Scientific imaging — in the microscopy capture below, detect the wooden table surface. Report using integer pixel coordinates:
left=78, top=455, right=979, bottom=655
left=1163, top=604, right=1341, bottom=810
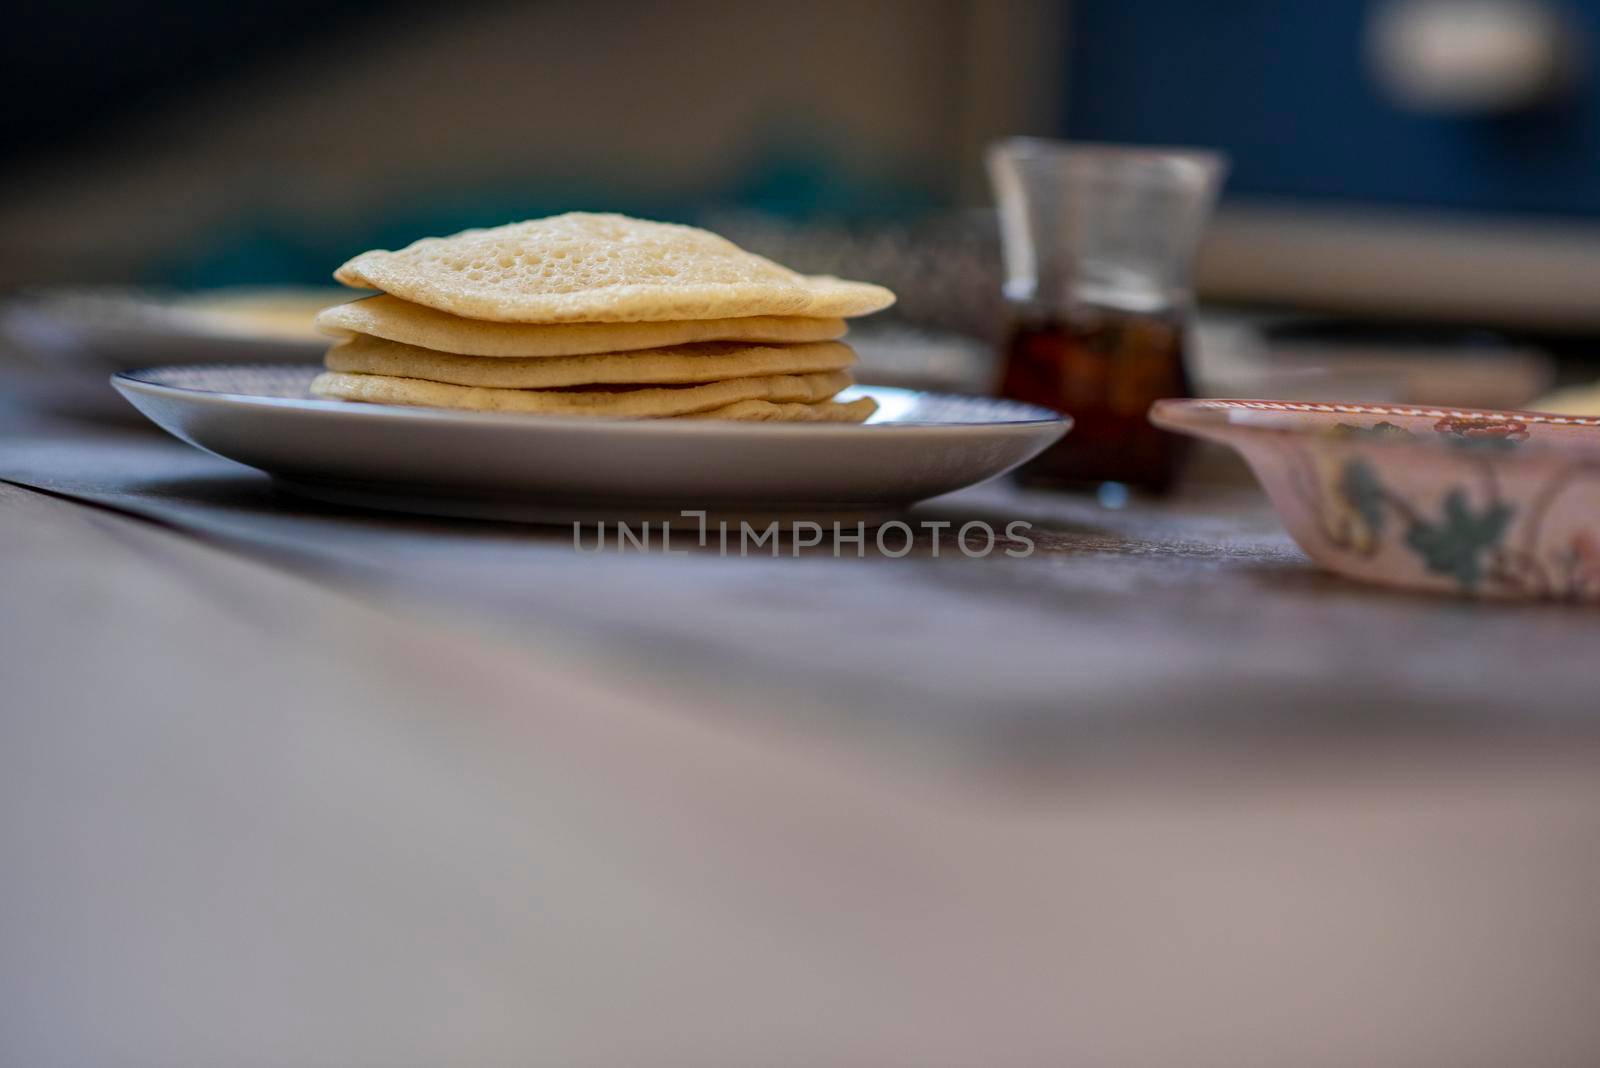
left=5, top=367, right=1600, bottom=1066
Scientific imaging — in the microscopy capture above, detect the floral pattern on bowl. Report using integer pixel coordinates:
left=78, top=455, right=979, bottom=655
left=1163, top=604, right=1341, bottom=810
left=1150, top=399, right=1600, bottom=602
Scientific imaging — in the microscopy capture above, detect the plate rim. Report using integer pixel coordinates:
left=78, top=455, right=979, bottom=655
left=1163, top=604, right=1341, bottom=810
left=112, top=364, right=1071, bottom=438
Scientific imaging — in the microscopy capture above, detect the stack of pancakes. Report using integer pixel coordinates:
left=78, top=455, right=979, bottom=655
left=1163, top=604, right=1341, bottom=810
left=311, top=213, right=895, bottom=421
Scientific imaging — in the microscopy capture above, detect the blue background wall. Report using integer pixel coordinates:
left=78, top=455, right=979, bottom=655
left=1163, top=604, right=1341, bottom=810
left=1064, top=0, right=1600, bottom=217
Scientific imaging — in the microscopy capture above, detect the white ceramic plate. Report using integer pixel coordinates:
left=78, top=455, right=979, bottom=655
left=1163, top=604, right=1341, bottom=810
left=112, top=365, right=1068, bottom=523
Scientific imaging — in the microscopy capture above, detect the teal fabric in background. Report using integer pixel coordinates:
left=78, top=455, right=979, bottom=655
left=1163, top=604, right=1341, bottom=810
left=151, top=152, right=942, bottom=290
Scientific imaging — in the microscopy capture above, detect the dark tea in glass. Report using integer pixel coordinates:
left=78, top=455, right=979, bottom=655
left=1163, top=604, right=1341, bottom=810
left=1000, top=306, right=1191, bottom=490
left=987, top=139, right=1225, bottom=493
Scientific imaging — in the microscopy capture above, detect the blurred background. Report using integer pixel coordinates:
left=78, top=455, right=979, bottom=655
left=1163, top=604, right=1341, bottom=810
left=5, top=0, right=1600, bottom=403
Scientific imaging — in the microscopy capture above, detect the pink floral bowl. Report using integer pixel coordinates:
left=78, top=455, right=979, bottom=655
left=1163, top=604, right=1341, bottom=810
left=1150, top=399, right=1600, bottom=603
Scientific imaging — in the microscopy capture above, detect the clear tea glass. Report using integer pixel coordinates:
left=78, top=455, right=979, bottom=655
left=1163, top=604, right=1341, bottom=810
left=987, top=138, right=1225, bottom=492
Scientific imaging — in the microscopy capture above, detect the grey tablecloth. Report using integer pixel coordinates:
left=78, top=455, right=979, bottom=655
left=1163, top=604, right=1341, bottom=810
left=6, top=383, right=1599, bottom=772
left=9, top=375, right=1600, bottom=1068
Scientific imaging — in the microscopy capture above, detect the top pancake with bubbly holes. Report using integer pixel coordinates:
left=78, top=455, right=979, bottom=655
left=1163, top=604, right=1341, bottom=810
left=333, top=212, right=895, bottom=324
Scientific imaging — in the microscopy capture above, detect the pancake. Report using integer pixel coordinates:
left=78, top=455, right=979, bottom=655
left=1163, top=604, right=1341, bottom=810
left=316, top=294, right=847, bottom=357
left=323, top=334, right=855, bottom=388
left=333, top=212, right=895, bottom=323
left=309, top=369, right=852, bottom=418
left=685, top=397, right=878, bottom=422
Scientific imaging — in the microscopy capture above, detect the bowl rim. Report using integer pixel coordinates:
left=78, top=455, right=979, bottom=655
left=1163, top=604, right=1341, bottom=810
left=1153, top=397, right=1600, bottom=428
left=1150, top=397, right=1600, bottom=464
